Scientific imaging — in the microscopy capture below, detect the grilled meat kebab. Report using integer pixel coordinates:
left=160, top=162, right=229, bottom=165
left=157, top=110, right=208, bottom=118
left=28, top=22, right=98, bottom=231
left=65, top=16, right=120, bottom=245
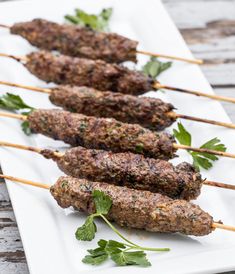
left=51, top=176, right=213, bottom=236
left=41, top=146, right=202, bottom=200
left=27, top=109, right=176, bottom=159
left=24, top=51, right=153, bottom=95
left=49, top=85, right=175, bottom=130
left=10, top=18, right=138, bottom=64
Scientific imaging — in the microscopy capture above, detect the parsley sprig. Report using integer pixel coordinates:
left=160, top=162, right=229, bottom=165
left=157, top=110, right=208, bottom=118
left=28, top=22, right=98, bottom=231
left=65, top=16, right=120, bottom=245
left=173, top=122, right=226, bottom=170
left=0, top=93, right=34, bottom=135
left=82, top=239, right=152, bottom=266
left=142, top=57, right=172, bottom=79
left=76, top=190, right=169, bottom=267
left=65, top=8, right=113, bottom=32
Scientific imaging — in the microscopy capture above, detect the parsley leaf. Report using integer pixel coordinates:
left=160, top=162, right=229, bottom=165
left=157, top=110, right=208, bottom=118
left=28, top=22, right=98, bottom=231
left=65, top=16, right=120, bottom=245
left=0, top=93, right=33, bottom=112
left=191, top=153, right=212, bottom=170
left=83, top=239, right=151, bottom=267
left=201, top=137, right=226, bottom=153
left=173, top=122, right=226, bottom=171
left=82, top=253, right=108, bottom=265
left=75, top=215, right=97, bottom=241
left=173, top=122, right=191, bottom=146
left=142, top=57, right=172, bottom=79
left=65, top=8, right=113, bottom=32
left=75, top=190, right=112, bottom=241
left=106, top=240, right=126, bottom=249
left=92, top=190, right=112, bottom=215
left=110, top=250, right=151, bottom=267
left=21, top=121, right=32, bottom=136
left=0, top=93, right=34, bottom=136
left=191, top=137, right=226, bottom=170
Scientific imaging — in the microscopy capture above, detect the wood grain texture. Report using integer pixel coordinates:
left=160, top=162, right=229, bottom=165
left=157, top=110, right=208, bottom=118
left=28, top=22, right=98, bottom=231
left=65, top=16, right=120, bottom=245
left=0, top=0, right=235, bottom=273
left=0, top=179, right=28, bottom=274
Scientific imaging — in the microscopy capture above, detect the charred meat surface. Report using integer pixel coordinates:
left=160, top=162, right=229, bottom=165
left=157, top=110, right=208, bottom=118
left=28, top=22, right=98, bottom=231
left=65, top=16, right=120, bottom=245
left=25, top=51, right=153, bottom=95
left=28, top=109, right=176, bottom=159
left=42, top=146, right=202, bottom=200
left=50, top=85, right=175, bottom=130
left=11, top=18, right=138, bottom=63
left=50, top=176, right=213, bottom=236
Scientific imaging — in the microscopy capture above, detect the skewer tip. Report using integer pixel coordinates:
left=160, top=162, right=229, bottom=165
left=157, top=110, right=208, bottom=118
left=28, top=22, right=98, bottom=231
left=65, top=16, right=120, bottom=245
left=0, top=24, right=10, bottom=29
left=137, top=49, right=203, bottom=65
left=173, top=143, right=235, bottom=159
left=0, top=174, right=50, bottom=189
left=212, top=222, right=235, bottom=232
left=0, top=52, right=27, bottom=63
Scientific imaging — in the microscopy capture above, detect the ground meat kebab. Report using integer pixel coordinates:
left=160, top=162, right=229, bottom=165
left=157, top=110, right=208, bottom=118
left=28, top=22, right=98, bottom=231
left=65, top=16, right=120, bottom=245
left=50, top=176, right=213, bottom=236
left=49, top=85, right=175, bottom=130
left=24, top=51, right=154, bottom=95
left=11, top=18, right=138, bottom=63
left=41, top=146, right=202, bottom=200
left=27, top=109, right=176, bottom=159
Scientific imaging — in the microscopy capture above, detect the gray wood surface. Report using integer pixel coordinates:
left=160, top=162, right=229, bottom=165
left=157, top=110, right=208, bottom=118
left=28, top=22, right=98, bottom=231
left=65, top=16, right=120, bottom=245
left=0, top=0, right=235, bottom=273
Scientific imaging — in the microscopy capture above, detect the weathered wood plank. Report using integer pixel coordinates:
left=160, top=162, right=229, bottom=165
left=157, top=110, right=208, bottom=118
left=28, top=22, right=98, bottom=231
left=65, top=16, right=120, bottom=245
left=164, top=1, right=235, bottom=28
left=164, top=0, right=235, bottom=87
left=0, top=179, right=28, bottom=273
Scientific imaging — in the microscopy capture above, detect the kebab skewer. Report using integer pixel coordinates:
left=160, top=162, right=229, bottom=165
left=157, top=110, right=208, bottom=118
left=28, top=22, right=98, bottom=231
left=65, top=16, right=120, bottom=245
left=2, top=141, right=235, bottom=200
left=1, top=80, right=235, bottom=130
left=1, top=51, right=235, bottom=104
left=0, top=19, right=202, bottom=65
left=1, top=173, right=235, bottom=236
left=0, top=109, right=234, bottom=160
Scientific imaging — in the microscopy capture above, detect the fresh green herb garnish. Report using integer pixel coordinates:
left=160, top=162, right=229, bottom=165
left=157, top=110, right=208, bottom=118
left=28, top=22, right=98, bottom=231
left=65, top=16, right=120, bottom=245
left=76, top=190, right=169, bottom=267
left=173, top=122, right=226, bottom=170
left=65, top=8, right=113, bottom=32
left=21, top=121, right=32, bottom=136
left=76, top=215, right=97, bottom=241
left=83, top=239, right=152, bottom=267
left=173, top=122, right=191, bottom=146
left=75, top=190, right=112, bottom=241
left=142, top=57, right=172, bottom=79
left=0, top=93, right=34, bottom=135
left=0, top=93, right=33, bottom=112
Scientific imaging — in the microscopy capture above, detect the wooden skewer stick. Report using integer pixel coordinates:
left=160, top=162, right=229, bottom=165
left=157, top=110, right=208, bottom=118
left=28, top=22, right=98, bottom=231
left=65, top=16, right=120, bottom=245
left=0, top=141, right=63, bottom=158
left=0, top=52, right=27, bottom=63
left=1, top=80, right=235, bottom=130
left=212, top=222, right=235, bottom=232
left=203, top=180, right=235, bottom=190
left=0, top=24, right=10, bottom=29
left=1, top=111, right=235, bottom=160
left=1, top=173, right=235, bottom=232
left=0, top=80, right=51, bottom=93
left=173, top=143, right=235, bottom=159
left=0, top=111, right=26, bottom=121
left=154, top=82, right=235, bottom=104
left=0, top=174, right=50, bottom=189
left=169, top=112, right=235, bottom=130
left=137, top=50, right=203, bottom=65
left=1, top=140, right=235, bottom=191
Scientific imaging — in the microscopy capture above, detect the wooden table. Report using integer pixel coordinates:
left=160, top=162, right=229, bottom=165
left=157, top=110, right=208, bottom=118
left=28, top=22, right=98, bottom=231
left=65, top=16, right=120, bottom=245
left=0, top=0, right=235, bottom=273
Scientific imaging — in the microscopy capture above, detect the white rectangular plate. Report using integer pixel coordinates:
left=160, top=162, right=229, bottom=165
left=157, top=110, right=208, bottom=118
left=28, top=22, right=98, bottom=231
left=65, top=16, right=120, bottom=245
left=0, top=0, right=235, bottom=273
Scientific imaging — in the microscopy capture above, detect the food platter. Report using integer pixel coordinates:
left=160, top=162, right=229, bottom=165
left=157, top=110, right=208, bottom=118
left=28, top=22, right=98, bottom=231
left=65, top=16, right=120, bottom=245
left=0, top=0, right=235, bottom=273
